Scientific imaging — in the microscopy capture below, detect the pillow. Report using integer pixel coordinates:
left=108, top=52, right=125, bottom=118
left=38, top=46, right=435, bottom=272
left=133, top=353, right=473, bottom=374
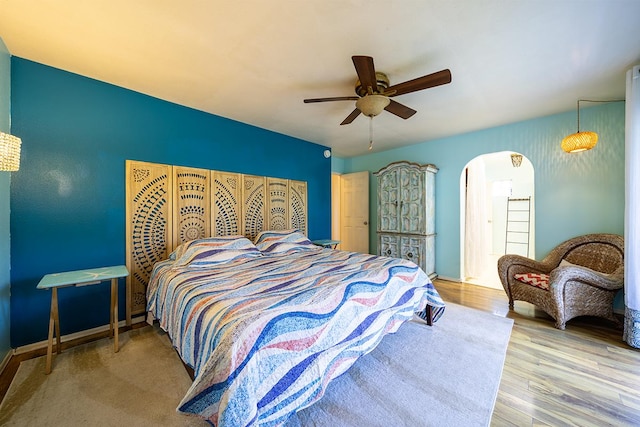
left=170, top=235, right=262, bottom=267
left=169, top=235, right=247, bottom=260
left=514, top=272, right=550, bottom=291
left=253, top=229, right=319, bottom=255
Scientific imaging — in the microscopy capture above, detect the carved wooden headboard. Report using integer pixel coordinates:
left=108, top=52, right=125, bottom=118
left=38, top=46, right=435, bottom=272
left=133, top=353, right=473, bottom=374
left=125, top=160, right=308, bottom=320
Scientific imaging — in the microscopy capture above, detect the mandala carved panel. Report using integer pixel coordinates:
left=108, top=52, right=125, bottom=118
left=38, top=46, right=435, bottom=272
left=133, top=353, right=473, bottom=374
left=212, top=171, right=241, bottom=236
left=288, top=180, right=307, bottom=235
left=242, top=175, right=265, bottom=241
left=173, top=166, right=210, bottom=249
left=267, top=178, right=289, bottom=231
left=126, top=160, right=173, bottom=317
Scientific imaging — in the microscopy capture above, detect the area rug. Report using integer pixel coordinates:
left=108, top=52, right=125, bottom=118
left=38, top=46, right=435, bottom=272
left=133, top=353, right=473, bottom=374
left=287, top=303, right=513, bottom=427
left=0, top=303, right=512, bottom=427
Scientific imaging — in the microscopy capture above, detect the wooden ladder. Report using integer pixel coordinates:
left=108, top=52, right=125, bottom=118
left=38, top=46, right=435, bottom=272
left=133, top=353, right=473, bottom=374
left=505, top=197, right=531, bottom=257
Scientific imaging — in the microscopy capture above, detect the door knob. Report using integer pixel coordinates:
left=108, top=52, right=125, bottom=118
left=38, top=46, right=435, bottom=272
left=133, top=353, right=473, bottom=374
left=363, top=221, right=368, bottom=225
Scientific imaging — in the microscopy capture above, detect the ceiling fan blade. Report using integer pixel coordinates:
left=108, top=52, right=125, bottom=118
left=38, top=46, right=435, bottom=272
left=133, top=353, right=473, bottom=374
left=340, top=108, right=361, bottom=125
left=304, top=96, right=359, bottom=103
left=386, top=69, right=452, bottom=97
left=384, top=99, right=417, bottom=119
left=352, top=56, right=378, bottom=93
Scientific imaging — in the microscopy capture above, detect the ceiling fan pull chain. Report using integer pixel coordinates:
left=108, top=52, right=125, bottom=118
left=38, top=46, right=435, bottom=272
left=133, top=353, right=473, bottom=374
left=369, top=116, right=374, bottom=150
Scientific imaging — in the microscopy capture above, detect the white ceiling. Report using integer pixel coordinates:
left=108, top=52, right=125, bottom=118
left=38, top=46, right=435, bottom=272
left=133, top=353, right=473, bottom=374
left=1, top=1, right=639, bottom=157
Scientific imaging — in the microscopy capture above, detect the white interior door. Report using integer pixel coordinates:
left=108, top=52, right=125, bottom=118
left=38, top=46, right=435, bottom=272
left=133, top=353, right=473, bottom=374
left=340, top=171, right=369, bottom=253
left=331, top=173, right=341, bottom=247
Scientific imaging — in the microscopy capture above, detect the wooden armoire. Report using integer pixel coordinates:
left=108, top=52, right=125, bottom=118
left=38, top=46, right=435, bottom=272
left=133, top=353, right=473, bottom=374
left=374, top=161, right=438, bottom=278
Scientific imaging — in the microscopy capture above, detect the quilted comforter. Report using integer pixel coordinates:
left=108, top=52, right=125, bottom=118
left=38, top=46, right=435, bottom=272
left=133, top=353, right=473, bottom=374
left=147, top=244, right=445, bottom=426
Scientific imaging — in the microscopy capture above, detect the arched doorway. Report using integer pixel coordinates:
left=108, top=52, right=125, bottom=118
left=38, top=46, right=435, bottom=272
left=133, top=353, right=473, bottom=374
left=459, top=151, right=535, bottom=289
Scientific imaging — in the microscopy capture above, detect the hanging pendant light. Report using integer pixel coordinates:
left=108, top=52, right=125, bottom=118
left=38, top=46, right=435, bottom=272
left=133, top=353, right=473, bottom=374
left=561, top=131, right=598, bottom=153
left=510, top=153, right=523, bottom=167
left=561, top=99, right=625, bottom=153
left=561, top=100, right=598, bottom=153
left=0, top=131, right=22, bottom=171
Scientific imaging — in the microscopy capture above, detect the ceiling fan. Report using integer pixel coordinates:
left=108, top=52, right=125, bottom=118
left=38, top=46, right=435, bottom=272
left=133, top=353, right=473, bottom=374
left=303, top=55, right=452, bottom=126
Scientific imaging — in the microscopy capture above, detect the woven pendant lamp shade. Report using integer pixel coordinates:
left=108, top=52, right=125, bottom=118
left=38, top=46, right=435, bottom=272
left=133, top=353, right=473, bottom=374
left=0, top=132, right=22, bottom=171
left=561, top=131, right=598, bottom=153
left=510, top=153, right=523, bottom=167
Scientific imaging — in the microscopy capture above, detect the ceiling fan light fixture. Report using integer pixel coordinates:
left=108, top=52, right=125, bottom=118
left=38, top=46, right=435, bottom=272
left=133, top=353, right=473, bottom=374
left=303, top=55, right=452, bottom=127
left=355, top=72, right=390, bottom=97
left=356, top=94, right=390, bottom=117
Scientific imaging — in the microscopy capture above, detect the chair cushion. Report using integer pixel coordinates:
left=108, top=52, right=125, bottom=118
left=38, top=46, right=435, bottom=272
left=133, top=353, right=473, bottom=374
left=514, top=273, right=550, bottom=290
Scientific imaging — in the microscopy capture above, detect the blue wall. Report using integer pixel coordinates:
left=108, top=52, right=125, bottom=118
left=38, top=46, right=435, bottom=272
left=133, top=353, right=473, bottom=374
left=0, top=38, right=11, bottom=362
left=339, top=102, right=625, bottom=280
left=10, top=58, right=331, bottom=348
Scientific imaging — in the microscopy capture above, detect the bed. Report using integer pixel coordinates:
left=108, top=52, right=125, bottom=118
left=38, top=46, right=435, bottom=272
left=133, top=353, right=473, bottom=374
left=146, top=230, right=445, bottom=426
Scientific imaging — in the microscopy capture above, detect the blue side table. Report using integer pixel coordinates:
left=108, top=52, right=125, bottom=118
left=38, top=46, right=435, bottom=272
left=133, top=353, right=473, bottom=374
left=37, top=265, right=129, bottom=374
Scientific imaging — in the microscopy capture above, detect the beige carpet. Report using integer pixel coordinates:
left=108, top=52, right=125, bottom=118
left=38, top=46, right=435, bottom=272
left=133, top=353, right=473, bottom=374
left=0, top=326, right=208, bottom=426
left=1, top=303, right=513, bottom=426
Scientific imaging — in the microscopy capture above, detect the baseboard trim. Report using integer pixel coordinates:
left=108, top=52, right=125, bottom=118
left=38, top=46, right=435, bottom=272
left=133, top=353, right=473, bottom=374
left=434, top=275, right=461, bottom=283
left=0, top=348, right=13, bottom=375
left=14, top=316, right=146, bottom=355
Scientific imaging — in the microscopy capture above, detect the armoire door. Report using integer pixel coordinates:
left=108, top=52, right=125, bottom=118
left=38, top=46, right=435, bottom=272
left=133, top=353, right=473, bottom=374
left=399, top=235, right=426, bottom=272
left=378, top=168, right=400, bottom=233
left=378, top=233, right=399, bottom=258
left=399, top=166, right=426, bottom=234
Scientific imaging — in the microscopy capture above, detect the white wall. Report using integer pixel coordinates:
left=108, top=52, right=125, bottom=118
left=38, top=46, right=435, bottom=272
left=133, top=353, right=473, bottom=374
left=483, top=152, right=535, bottom=257
left=461, top=151, right=534, bottom=289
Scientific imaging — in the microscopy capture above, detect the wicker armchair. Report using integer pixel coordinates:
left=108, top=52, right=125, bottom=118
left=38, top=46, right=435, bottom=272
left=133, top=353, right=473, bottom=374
left=497, top=233, right=624, bottom=330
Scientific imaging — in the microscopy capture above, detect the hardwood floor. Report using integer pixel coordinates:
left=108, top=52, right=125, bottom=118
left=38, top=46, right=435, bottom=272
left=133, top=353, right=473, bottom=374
left=2, top=280, right=639, bottom=426
left=434, top=279, right=640, bottom=427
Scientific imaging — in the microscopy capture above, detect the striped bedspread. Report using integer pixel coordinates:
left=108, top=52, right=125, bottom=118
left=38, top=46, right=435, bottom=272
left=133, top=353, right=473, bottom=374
left=147, top=248, right=445, bottom=426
